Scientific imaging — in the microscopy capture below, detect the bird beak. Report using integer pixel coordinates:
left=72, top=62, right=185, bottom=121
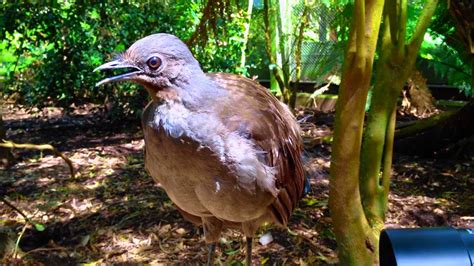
left=94, top=59, right=143, bottom=87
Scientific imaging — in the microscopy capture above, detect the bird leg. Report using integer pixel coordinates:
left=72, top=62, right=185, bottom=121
left=242, top=221, right=260, bottom=265
left=202, top=217, right=223, bottom=266
left=207, top=243, right=216, bottom=266
left=246, top=237, right=253, bottom=265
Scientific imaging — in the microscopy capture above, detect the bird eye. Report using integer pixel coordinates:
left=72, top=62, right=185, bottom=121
left=147, top=56, right=161, bottom=69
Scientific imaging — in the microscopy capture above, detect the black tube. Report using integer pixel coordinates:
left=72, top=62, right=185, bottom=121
left=380, top=227, right=474, bottom=266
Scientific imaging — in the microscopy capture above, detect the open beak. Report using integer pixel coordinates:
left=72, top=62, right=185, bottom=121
left=94, top=59, right=143, bottom=87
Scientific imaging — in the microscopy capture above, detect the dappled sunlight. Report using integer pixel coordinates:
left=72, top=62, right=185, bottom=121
left=5, top=91, right=474, bottom=266
left=0, top=104, right=339, bottom=264
left=0, top=100, right=471, bottom=264
left=1, top=0, right=472, bottom=264
left=391, top=156, right=473, bottom=216
left=2, top=102, right=472, bottom=264
left=386, top=193, right=459, bottom=227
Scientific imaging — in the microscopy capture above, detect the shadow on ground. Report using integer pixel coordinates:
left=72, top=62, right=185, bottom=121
left=1, top=105, right=336, bottom=265
left=1, top=104, right=472, bottom=264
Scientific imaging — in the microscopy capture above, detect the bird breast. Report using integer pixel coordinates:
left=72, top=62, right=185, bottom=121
left=142, top=100, right=277, bottom=222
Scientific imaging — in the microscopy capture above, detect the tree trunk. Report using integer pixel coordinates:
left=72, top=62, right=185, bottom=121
left=471, top=55, right=473, bottom=98
left=329, top=0, right=438, bottom=264
left=328, top=0, right=384, bottom=264
left=239, top=0, right=253, bottom=72
left=263, top=0, right=297, bottom=108
left=294, top=2, right=310, bottom=108
left=264, top=0, right=284, bottom=95
left=276, top=0, right=293, bottom=107
left=358, top=0, right=438, bottom=254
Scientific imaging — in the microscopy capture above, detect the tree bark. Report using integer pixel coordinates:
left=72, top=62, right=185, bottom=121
left=294, top=2, right=310, bottom=107
left=263, top=0, right=285, bottom=95
left=328, top=0, right=384, bottom=264
left=263, top=0, right=298, bottom=109
left=239, top=0, right=253, bottom=71
left=359, top=0, right=438, bottom=229
left=329, top=0, right=438, bottom=264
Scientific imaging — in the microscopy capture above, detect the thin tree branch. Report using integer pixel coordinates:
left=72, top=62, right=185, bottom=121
left=263, top=0, right=276, bottom=65
left=355, top=0, right=367, bottom=62
left=239, top=0, right=253, bottom=70
left=263, top=0, right=286, bottom=93
left=378, top=106, right=396, bottom=218
left=397, top=0, right=407, bottom=50
left=386, top=0, right=398, bottom=45
left=294, top=2, right=310, bottom=94
left=0, top=197, right=33, bottom=226
left=407, top=0, right=439, bottom=57
left=0, top=140, right=74, bottom=178
left=380, top=14, right=393, bottom=61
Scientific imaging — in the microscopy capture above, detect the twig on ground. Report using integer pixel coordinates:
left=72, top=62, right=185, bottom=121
left=0, top=198, right=34, bottom=227
left=25, top=247, right=68, bottom=255
left=13, top=222, right=27, bottom=259
left=0, top=140, right=74, bottom=178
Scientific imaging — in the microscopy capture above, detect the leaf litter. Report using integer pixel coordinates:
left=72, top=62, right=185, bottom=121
left=0, top=104, right=472, bottom=265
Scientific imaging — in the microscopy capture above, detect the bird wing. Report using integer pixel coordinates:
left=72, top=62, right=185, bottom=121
left=206, top=73, right=305, bottom=226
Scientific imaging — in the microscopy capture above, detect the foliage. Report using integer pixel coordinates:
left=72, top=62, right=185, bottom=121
left=0, top=1, right=250, bottom=114
left=246, top=6, right=271, bottom=77
left=0, top=0, right=471, bottom=115
left=295, top=0, right=347, bottom=86
left=331, top=0, right=472, bottom=96
left=418, top=1, right=472, bottom=96
left=1, top=2, right=167, bottom=111
left=185, top=2, right=250, bottom=74
left=419, top=31, right=471, bottom=94
left=263, top=0, right=294, bottom=105
left=261, top=0, right=350, bottom=108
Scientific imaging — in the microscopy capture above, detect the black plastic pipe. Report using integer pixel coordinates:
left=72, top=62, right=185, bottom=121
left=380, top=227, right=474, bottom=266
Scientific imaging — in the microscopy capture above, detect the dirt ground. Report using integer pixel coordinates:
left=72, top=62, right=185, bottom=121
left=0, top=104, right=472, bottom=265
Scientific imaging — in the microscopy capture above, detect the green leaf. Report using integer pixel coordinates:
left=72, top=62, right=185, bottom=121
left=34, top=223, right=45, bottom=231
left=114, top=43, right=126, bottom=52
left=224, top=249, right=240, bottom=255
left=302, top=197, right=328, bottom=207
left=90, top=9, right=100, bottom=20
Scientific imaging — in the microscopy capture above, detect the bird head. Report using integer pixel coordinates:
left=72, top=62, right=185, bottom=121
left=94, top=33, right=203, bottom=98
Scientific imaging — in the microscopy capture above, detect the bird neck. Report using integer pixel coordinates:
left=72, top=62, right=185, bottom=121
left=150, top=69, right=227, bottom=110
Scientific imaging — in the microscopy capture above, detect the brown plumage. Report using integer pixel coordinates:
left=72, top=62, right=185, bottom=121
left=95, top=33, right=304, bottom=265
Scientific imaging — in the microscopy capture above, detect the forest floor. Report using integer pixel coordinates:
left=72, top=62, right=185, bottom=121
left=0, top=103, right=472, bottom=265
